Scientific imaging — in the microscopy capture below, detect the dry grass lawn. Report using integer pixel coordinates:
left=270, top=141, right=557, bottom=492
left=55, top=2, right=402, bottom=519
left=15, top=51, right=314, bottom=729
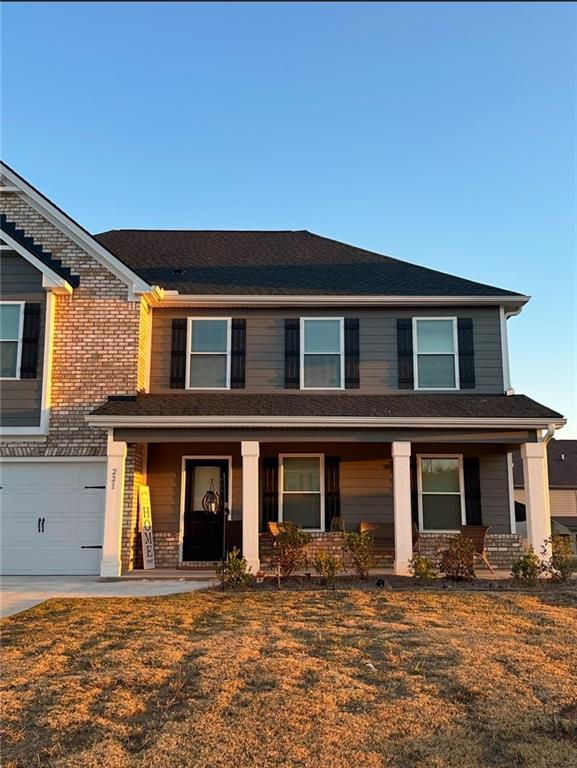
left=2, top=587, right=577, bottom=768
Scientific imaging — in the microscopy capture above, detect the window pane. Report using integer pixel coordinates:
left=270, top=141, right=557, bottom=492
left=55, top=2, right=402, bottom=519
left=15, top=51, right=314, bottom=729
left=193, top=466, right=221, bottom=510
left=304, top=320, right=340, bottom=353
left=422, top=494, right=462, bottom=530
left=417, top=354, right=455, bottom=388
left=189, top=354, right=227, bottom=387
left=303, top=355, right=341, bottom=388
left=0, top=305, right=21, bottom=340
left=416, top=320, right=454, bottom=353
left=191, top=320, right=228, bottom=353
left=421, top=458, right=460, bottom=492
left=282, top=493, right=321, bottom=528
left=0, top=341, right=18, bottom=377
left=283, top=457, right=320, bottom=492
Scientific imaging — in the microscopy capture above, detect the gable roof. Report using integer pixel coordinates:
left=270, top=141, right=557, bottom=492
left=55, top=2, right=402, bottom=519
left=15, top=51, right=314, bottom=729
left=94, top=229, right=526, bottom=300
left=513, top=439, right=577, bottom=489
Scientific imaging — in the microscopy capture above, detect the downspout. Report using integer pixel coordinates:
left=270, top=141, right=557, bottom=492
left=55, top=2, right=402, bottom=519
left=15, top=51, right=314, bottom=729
left=540, top=423, right=556, bottom=445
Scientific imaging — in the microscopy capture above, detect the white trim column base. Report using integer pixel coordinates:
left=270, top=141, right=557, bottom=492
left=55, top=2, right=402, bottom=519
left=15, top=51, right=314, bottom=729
left=242, top=440, right=260, bottom=573
left=392, top=441, right=413, bottom=576
left=521, top=442, right=552, bottom=558
left=100, top=433, right=127, bottom=578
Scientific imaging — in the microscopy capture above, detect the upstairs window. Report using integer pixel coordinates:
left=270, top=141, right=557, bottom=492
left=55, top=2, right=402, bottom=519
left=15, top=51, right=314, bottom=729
left=187, top=318, right=231, bottom=389
left=413, top=318, right=459, bottom=389
left=0, top=302, right=23, bottom=379
left=301, top=318, right=344, bottom=389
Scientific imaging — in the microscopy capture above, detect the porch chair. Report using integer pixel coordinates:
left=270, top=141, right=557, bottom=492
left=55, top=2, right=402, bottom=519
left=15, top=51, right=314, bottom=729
left=460, top=525, right=494, bottom=573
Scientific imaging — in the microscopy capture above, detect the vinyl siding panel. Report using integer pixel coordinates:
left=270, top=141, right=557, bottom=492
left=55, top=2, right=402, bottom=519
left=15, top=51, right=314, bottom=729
left=149, top=306, right=504, bottom=394
left=479, top=452, right=512, bottom=533
left=515, top=488, right=577, bottom=518
left=0, top=253, right=45, bottom=427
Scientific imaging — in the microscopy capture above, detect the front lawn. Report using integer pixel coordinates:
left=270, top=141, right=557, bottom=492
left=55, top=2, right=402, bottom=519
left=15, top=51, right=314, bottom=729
left=2, top=588, right=576, bottom=768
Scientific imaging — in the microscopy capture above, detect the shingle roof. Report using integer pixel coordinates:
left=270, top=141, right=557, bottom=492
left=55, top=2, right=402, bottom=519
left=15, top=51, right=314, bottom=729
left=91, top=393, right=562, bottom=421
left=93, top=229, right=521, bottom=297
left=513, top=439, right=577, bottom=488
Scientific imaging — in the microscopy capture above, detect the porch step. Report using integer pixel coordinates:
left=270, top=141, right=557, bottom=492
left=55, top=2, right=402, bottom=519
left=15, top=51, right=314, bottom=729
left=108, top=569, right=219, bottom=581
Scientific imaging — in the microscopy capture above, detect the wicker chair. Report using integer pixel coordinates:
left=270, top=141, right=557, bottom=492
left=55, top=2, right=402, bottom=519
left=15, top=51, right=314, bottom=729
left=460, top=525, right=494, bottom=572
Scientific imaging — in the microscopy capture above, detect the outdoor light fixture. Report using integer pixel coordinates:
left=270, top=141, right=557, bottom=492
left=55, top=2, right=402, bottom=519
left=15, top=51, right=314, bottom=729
left=202, top=478, right=221, bottom=515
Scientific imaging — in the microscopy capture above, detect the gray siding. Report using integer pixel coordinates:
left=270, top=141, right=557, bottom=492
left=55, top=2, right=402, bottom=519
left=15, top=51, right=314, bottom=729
left=0, top=253, right=45, bottom=427
left=480, top=452, right=512, bottom=533
left=150, top=306, right=504, bottom=394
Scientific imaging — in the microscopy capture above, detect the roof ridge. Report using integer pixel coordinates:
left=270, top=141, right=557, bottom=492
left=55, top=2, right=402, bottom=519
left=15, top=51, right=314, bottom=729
left=95, top=228, right=305, bottom=234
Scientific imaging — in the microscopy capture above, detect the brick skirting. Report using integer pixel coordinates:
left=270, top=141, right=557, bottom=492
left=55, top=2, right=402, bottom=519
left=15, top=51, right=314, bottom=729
left=415, top=533, right=522, bottom=570
left=259, top=531, right=394, bottom=570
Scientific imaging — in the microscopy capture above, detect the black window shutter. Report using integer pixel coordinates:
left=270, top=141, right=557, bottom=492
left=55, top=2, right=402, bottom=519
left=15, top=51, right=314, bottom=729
left=284, top=319, right=300, bottom=388
left=457, top=318, right=475, bottom=389
left=230, top=319, right=246, bottom=389
left=20, top=303, right=41, bottom=379
left=344, top=318, right=360, bottom=389
left=170, top=318, right=187, bottom=388
left=325, top=456, right=341, bottom=531
left=410, top=456, right=419, bottom=528
left=397, top=318, right=414, bottom=389
left=262, top=456, right=279, bottom=530
left=464, top=457, right=482, bottom=525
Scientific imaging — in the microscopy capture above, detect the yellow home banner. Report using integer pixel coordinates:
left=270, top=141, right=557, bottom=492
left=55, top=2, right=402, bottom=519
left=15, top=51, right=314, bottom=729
left=138, top=486, right=156, bottom=570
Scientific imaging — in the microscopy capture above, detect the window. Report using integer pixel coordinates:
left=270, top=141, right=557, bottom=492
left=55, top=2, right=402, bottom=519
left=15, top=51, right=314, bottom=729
left=187, top=318, right=231, bottom=389
left=413, top=318, right=459, bottom=389
left=0, top=302, right=23, bottom=379
left=301, top=318, right=344, bottom=389
left=418, top=456, right=465, bottom=531
left=280, top=455, right=324, bottom=530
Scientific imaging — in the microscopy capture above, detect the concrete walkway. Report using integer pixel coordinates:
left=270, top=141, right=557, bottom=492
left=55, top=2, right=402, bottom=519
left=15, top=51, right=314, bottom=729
left=0, top=576, right=217, bottom=619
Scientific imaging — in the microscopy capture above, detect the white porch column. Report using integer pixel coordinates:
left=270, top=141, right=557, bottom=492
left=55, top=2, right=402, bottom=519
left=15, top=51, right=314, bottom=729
left=242, top=440, right=260, bottom=573
left=392, top=441, right=413, bottom=576
left=520, top=442, right=552, bottom=557
left=100, top=433, right=127, bottom=578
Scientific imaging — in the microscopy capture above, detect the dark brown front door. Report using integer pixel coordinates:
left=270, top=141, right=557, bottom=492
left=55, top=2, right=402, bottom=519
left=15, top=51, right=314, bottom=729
left=182, top=459, right=230, bottom=562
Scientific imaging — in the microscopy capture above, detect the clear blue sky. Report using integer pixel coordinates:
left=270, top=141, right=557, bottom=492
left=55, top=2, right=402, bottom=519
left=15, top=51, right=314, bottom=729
left=2, top=2, right=575, bottom=435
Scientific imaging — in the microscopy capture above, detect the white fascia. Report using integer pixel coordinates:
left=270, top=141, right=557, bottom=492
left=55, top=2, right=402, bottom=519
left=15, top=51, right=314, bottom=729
left=1, top=163, right=152, bottom=298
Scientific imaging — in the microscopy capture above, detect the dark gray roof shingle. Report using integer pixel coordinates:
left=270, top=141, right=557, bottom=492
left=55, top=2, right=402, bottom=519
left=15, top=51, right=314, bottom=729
left=513, top=439, right=577, bottom=488
left=93, top=229, right=522, bottom=297
left=91, top=393, right=562, bottom=421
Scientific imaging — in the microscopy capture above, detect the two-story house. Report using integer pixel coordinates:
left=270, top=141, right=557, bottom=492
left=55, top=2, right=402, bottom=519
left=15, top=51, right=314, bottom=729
left=0, top=161, right=565, bottom=578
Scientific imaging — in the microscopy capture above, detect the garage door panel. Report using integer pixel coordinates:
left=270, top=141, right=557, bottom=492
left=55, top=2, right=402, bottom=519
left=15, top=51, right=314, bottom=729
left=0, top=460, right=106, bottom=575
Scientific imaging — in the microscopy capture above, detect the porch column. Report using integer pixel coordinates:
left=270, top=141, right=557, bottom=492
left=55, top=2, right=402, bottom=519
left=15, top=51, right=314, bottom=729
left=392, top=441, right=413, bottom=576
left=242, top=440, right=260, bottom=573
left=100, top=433, right=127, bottom=578
left=520, top=442, right=552, bottom=557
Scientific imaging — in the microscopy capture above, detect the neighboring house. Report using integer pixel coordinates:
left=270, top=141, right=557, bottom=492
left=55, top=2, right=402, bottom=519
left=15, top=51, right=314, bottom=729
left=513, top=440, right=577, bottom=554
left=0, top=161, right=566, bottom=578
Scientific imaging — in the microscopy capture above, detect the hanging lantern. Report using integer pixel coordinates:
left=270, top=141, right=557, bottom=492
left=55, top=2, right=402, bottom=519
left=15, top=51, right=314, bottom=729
left=202, top=478, right=221, bottom=515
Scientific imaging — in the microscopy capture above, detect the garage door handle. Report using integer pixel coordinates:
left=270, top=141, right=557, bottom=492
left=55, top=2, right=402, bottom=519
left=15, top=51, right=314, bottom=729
left=38, top=517, right=41, bottom=532
left=41, top=517, right=45, bottom=533
left=84, top=485, right=105, bottom=489
left=81, top=545, right=103, bottom=549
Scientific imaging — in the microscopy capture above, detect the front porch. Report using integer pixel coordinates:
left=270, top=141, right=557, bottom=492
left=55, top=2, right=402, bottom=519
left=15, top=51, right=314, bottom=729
left=99, top=429, right=552, bottom=578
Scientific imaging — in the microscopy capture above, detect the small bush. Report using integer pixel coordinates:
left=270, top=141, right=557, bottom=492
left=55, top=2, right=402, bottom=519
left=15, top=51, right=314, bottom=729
left=409, top=554, right=437, bottom=581
left=271, top=523, right=312, bottom=578
left=216, top=547, right=253, bottom=588
left=342, top=531, right=375, bottom=580
left=541, top=535, right=575, bottom=583
left=313, top=550, right=343, bottom=587
left=511, top=546, right=541, bottom=584
left=439, top=535, right=475, bottom=581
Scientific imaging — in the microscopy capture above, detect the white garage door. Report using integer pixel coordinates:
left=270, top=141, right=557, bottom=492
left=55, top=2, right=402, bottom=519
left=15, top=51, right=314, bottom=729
left=0, top=460, right=106, bottom=575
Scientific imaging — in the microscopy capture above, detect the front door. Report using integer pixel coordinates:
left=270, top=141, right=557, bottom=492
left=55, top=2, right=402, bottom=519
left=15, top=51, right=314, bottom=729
left=182, top=460, right=230, bottom=562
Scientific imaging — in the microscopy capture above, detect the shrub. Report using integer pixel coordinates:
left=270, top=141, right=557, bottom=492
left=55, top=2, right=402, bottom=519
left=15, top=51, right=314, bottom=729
left=216, top=547, right=253, bottom=589
left=313, top=550, right=343, bottom=587
left=541, top=535, right=575, bottom=583
left=271, top=523, right=312, bottom=578
left=511, top=546, right=541, bottom=584
left=409, top=554, right=437, bottom=581
left=439, top=535, right=475, bottom=581
left=342, top=531, right=375, bottom=580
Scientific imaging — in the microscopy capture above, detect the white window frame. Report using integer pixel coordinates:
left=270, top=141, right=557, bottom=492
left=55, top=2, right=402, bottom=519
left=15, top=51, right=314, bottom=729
left=412, top=317, right=460, bottom=391
left=278, top=453, right=325, bottom=532
left=185, top=317, right=232, bottom=390
left=417, top=453, right=466, bottom=533
left=0, top=301, right=25, bottom=380
left=300, top=317, right=345, bottom=390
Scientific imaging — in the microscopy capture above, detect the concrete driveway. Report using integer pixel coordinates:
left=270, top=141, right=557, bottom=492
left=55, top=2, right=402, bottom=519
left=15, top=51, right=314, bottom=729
left=0, top=576, right=216, bottom=618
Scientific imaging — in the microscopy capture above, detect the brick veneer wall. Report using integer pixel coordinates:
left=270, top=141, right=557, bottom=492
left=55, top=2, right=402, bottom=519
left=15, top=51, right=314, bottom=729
left=415, top=533, right=522, bottom=570
left=259, top=532, right=394, bottom=570
left=0, top=194, right=145, bottom=458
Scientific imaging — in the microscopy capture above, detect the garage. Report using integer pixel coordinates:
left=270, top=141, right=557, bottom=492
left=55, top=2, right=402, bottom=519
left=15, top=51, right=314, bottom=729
left=0, top=460, right=106, bottom=575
